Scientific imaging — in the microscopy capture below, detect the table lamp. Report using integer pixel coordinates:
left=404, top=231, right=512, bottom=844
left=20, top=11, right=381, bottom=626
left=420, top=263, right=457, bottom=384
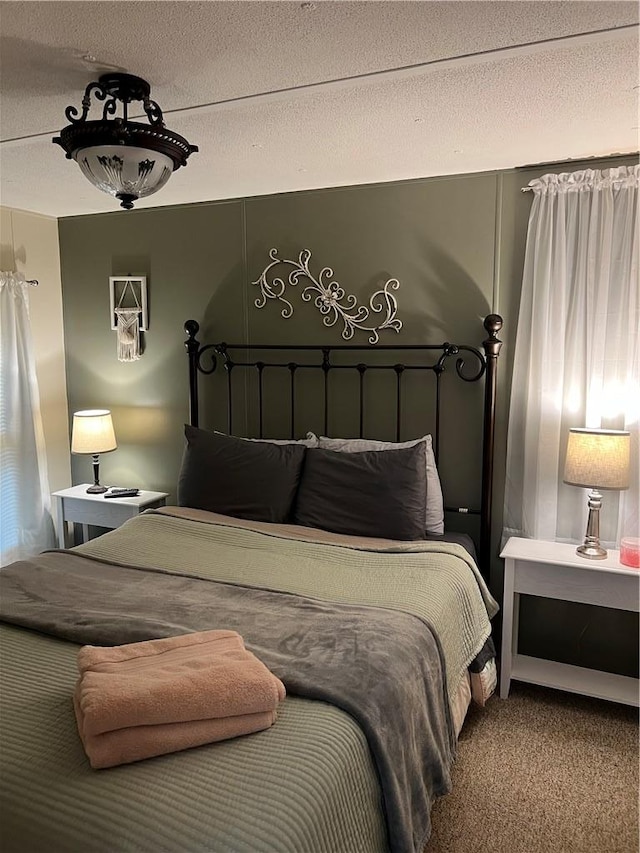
left=71, top=409, right=117, bottom=493
left=563, top=427, right=630, bottom=559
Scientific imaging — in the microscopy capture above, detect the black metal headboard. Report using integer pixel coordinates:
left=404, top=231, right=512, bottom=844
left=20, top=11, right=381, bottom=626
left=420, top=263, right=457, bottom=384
left=184, top=314, right=503, bottom=578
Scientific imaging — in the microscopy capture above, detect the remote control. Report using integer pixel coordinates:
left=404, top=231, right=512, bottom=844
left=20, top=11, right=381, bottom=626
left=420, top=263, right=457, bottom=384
left=104, top=488, right=140, bottom=498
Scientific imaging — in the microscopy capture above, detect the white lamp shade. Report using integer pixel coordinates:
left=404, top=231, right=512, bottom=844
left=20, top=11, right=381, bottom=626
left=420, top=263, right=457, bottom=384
left=563, top=428, right=630, bottom=490
left=71, top=410, right=117, bottom=455
left=75, top=145, right=173, bottom=202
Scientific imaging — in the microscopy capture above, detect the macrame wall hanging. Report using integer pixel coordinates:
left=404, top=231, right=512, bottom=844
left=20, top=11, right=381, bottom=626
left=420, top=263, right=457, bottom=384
left=252, top=248, right=402, bottom=345
left=109, top=276, right=148, bottom=362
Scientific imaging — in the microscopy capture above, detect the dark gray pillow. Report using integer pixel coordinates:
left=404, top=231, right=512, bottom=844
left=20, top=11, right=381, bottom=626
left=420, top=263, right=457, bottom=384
left=178, top=425, right=306, bottom=523
left=294, top=444, right=427, bottom=540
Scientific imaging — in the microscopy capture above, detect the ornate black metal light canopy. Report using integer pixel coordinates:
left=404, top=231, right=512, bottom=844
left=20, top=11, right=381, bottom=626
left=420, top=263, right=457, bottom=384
left=53, top=73, right=198, bottom=210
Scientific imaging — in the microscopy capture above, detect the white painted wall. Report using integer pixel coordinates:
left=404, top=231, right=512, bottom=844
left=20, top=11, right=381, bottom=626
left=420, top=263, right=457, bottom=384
left=0, top=206, right=71, bottom=492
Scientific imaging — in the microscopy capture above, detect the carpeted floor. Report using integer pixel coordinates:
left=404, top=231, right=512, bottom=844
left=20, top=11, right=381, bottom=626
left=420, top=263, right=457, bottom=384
left=425, top=682, right=639, bottom=853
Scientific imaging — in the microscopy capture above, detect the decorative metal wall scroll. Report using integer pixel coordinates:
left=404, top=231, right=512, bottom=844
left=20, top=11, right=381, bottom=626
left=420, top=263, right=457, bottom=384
left=252, top=248, right=402, bottom=345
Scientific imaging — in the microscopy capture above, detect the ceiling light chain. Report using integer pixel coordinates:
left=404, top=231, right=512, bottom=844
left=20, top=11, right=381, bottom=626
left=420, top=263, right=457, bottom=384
left=53, top=73, right=198, bottom=210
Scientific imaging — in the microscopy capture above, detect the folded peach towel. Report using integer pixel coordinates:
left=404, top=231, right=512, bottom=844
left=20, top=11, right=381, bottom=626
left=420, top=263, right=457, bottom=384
left=75, top=629, right=286, bottom=738
left=73, top=687, right=277, bottom=769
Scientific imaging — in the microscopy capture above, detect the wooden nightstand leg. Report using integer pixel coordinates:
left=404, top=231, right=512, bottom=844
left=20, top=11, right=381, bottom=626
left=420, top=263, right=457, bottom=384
left=54, top=498, right=66, bottom=549
left=500, top=558, right=517, bottom=698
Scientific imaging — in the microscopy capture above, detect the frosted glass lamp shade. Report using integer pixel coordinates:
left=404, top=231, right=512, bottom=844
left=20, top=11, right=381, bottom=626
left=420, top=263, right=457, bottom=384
left=75, top=145, right=173, bottom=209
left=563, top=428, right=630, bottom=490
left=71, top=410, right=117, bottom=455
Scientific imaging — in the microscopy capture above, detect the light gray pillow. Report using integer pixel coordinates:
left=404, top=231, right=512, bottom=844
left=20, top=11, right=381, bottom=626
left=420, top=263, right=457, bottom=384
left=317, top=434, right=444, bottom=535
left=215, top=431, right=319, bottom=448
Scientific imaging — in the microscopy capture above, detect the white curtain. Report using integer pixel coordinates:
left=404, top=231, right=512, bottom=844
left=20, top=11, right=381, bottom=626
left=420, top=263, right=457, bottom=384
left=504, top=165, right=639, bottom=547
left=0, top=271, right=56, bottom=565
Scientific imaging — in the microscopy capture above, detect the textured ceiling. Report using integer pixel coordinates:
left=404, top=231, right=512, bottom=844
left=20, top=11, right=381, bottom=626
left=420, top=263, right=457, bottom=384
left=1, top=1, right=638, bottom=218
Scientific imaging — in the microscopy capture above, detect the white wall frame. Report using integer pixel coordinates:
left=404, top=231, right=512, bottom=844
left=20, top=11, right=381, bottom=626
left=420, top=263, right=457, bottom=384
left=109, top=276, right=148, bottom=331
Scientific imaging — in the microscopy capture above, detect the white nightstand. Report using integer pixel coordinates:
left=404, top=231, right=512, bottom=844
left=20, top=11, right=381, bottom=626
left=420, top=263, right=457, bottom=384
left=52, top=484, right=169, bottom=548
left=499, top=537, right=640, bottom=706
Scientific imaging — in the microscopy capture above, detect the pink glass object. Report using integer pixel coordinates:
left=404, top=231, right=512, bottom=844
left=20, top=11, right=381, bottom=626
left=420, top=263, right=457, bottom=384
left=620, top=537, right=640, bottom=568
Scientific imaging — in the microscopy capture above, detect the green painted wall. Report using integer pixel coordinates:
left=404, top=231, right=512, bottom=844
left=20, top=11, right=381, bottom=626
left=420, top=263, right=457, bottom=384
left=58, top=153, right=637, bottom=678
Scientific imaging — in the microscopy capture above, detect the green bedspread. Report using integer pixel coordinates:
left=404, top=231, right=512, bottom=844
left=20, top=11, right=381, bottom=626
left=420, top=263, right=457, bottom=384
left=0, top=508, right=497, bottom=853
left=78, top=508, right=498, bottom=707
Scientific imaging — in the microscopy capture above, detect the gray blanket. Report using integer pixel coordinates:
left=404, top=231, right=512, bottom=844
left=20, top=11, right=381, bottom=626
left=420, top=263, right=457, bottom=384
left=0, top=550, right=455, bottom=853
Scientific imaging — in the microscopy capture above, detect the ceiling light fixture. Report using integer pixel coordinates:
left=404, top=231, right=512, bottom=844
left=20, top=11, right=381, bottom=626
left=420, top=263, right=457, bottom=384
left=53, top=73, right=198, bottom=210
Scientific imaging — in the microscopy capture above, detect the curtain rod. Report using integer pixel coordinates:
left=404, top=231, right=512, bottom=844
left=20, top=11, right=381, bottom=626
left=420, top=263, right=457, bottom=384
left=0, top=271, right=39, bottom=285
left=521, top=174, right=636, bottom=193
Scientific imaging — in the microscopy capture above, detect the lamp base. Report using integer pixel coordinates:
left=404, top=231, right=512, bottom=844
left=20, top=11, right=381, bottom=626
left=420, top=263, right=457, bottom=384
left=575, top=489, right=608, bottom=559
left=86, top=484, right=108, bottom=494
left=575, top=543, right=607, bottom=560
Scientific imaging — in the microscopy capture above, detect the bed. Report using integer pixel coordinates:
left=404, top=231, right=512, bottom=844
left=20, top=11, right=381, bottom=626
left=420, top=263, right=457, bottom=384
left=0, top=314, right=503, bottom=853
